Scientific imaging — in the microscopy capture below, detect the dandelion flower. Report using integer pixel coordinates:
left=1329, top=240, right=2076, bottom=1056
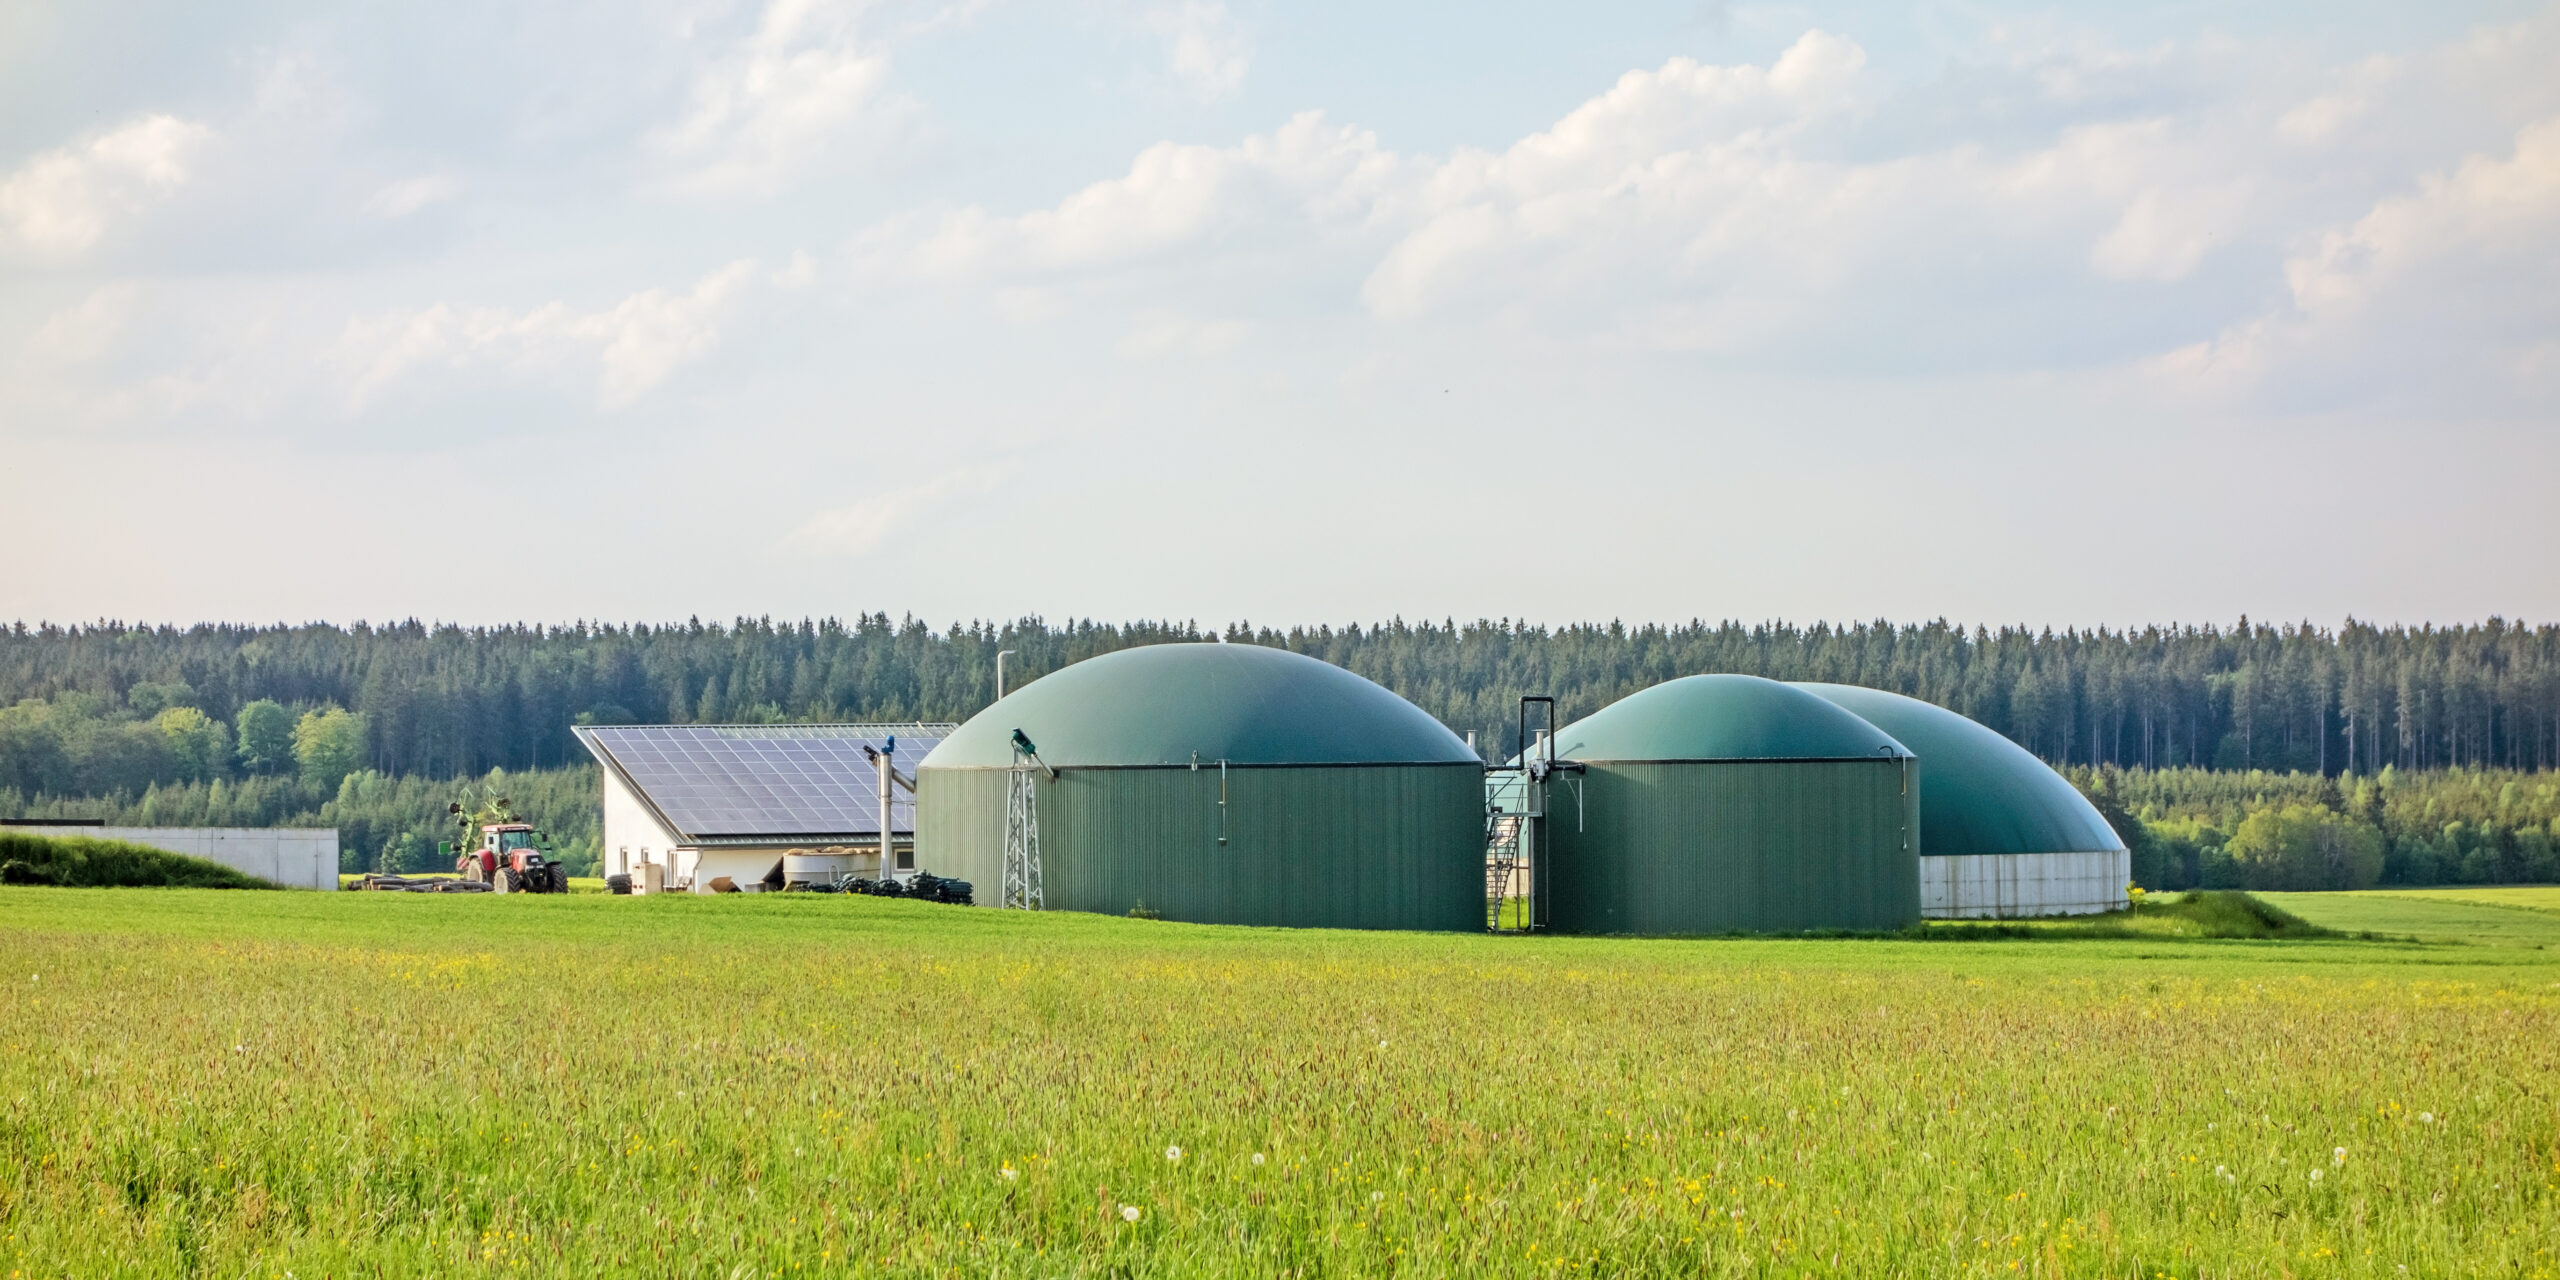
left=2310, top=1169, right=2324, bottom=1184
left=2333, top=1147, right=2347, bottom=1165
left=2418, top=1112, right=2434, bottom=1124
left=1121, top=1205, right=1141, bottom=1223
left=1000, top=1166, right=1018, bottom=1181
left=1166, top=1145, right=1182, bottom=1163
left=1251, top=1153, right=1265, bottom=1166
left=1371, top=1191, right=1385, bottom=1203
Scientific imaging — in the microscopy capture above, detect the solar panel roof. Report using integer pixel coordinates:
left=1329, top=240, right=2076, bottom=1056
left=575, top=724, right=954, bottom=841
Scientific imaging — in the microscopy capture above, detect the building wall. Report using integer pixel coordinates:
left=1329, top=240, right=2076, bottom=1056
left=1921, top=850, right=2129, bottom=918
left=1542, top=759, right=1919, bottom=934
left=917, top=763, right=1485, bottom=930
left=13, top=826, right=338, bottom=890
left=600, top=770, right=682, bottom=885
left=600, top=770, right=902, bottom=892
left=671, top=844, right=895, bottom=892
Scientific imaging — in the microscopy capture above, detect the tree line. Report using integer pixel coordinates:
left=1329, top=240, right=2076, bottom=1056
left=2078, top=764, right=2559, bottom=892
left=3, top=605, right=2551, bottom=888
left=5, top=614, right=2558, bottom=887
left=3, top=615, right=2554, bottom=787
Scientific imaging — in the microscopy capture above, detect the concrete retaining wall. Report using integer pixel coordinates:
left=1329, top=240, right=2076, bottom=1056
left=11, top=826, right=339, bottom=890
left=1921, top=849, right=2128, bottom=919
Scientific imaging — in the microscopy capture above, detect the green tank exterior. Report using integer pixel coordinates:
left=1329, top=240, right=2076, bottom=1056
left=1793, top=682, right=2128, bottom=920
left=1540, top=675, right=1920, bottom=934
left=915, top=644, right=1485, bottom=930
left=1790, top=683, right=2124, bottom=857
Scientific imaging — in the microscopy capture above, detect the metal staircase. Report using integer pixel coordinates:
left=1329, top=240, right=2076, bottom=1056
left=1483, top=697, right=1575, bottom=933
left=1484, top=791, right=1527, bottom=931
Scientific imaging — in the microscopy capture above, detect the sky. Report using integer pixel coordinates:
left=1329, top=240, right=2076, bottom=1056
left=2, top=0, right=2555, bottom=633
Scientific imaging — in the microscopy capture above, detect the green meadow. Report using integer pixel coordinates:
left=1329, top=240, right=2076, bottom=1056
left=1, top=888, right=2553, bottom=1278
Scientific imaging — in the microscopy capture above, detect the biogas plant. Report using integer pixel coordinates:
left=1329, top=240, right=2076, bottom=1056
left=575, top=643, right=2127, bottom=932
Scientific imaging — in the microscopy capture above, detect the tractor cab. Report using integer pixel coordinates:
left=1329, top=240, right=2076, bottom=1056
left=484, top=825, right=537, bottom=856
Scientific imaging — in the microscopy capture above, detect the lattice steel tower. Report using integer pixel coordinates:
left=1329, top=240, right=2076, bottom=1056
left=1001, top=730, right=1048, bottom=911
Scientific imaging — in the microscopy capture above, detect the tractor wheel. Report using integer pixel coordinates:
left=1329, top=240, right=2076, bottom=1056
left=549, top=865, right=571, bottom=894
left=606, top=873, right=633, bottom=895
left=493, top=867, right=517, bottom=894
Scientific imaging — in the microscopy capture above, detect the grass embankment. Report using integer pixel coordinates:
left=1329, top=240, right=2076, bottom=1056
left=0, top=830, right=272, bottom=889
left=1920, top=890, right=2339, bottom=942
left=0, top=890, right=2553, bottom=1277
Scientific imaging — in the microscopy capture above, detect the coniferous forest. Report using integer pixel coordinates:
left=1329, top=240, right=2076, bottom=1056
left=3, top=615, right=2556, bottom=886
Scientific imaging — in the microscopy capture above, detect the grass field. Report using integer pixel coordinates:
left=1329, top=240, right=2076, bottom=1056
left=1, top=890, right=2554, bottom=1278
left=340, top=874, right=614, bottom=893
left=2261, top=889, right=2560, bottom=949
left=2363, top=887, right=2560, bottom=916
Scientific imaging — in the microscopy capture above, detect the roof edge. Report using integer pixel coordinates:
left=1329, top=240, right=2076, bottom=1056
left=1565, top=753, right=1913, bottom=765
left=920, top=759, right=1489, bottom=773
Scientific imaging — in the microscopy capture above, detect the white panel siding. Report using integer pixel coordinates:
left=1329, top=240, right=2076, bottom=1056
left=11, top=826, right=339, bottom=890
left=601, top=771, right=683, bottom=884
left=1920, top=850, right=2129, bottom=919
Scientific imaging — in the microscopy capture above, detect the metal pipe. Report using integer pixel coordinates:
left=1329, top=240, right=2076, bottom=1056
left=878, top=741, right=895, bottom=879
left=996, top=649, right=1017, bottom=701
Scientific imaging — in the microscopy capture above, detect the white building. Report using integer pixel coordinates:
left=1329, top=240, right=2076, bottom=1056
left=4, top=823, right=339, bottom=890
left=574, top=723, right=955, bottom=894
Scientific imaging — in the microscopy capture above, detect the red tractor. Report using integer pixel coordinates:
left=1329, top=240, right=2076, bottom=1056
left=446, top=799, right=570, bottom=894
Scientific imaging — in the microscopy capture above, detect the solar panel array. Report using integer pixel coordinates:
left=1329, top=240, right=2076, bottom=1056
left=578, top=724, right=952, bottom=839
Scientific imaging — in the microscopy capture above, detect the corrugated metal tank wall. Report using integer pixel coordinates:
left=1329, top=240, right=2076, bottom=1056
left=1531, top=674, right=1921, bottom=934
left=918, top=763, right=1484, bottom=930
left=914, top=642, right=1489, bottom=931
left=1542, top=759, right=1918, bottom=933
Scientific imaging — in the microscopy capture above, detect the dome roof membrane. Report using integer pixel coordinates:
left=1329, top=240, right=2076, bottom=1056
left=1543, top=674, right=1910, bottom=763
left=920, top=643, right=1477, bottom=769
left=1794, top=683, right=2124, bottom=856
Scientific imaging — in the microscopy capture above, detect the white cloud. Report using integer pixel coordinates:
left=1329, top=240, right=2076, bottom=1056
left=25, top=285, right=139, bottom=366
left=2157, top=115, right=2560, bottom=402
left=2278, top=92, right=2368, bottom=145
left=892, top=111, right=1406, bottom=279
left=846, top=13, right=2559, bottom=404
left=362, top=174, right=462, bottom=219
left=789, top=467, right=1006, bottom=556
left=2287, top=116, right=2560, bottom=316
left=2089, top=184, right=2247, bottom=282
left=0, top=115, right=213, bottom=253
left=336, top=261, right=762, bottom=410
left=1141, top=0, right=1250, bottom=102
left=656, top=0, right=900, bottom=195
left=1358, top=32, right=2190, bottom=336
left=1116, top=308, right=1248, bottom=357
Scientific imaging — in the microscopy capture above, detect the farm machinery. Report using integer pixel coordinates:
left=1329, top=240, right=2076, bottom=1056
left=445, top=797, right=570, bottom=893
